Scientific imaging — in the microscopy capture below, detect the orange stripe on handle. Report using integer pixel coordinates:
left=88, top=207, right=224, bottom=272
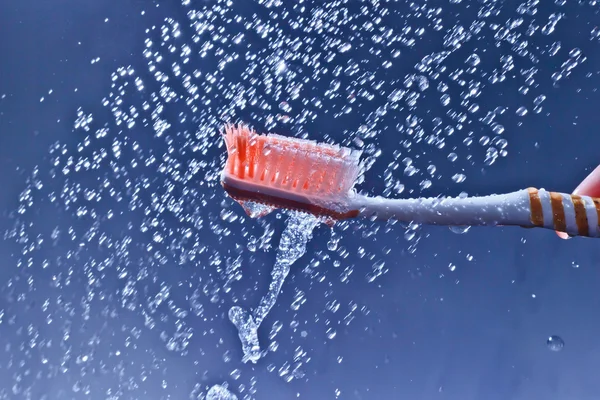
left=528, top=188, right=600, bottom=237
left=570, top=195, right=589, bottom=237
left=594, top=199, right=600, bottom=234
left=527, top=188, right=544, bottom=227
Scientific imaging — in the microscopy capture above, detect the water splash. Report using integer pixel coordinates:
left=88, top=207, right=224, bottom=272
left=228, top=306, right=262, bottom=364
left=230, top=212, right=319, bottom=363
left=239, top=201, right=276, bottom=219
left=3, top=0, right=599, bottom=395
left=206, top=384, right=238, bottom=400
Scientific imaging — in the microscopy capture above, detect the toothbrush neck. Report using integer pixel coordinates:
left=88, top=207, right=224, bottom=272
left=347, top=190, right=532, bottom=227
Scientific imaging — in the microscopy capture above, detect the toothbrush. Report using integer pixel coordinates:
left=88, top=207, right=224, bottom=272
left=220, top=124, right=600, bottom=238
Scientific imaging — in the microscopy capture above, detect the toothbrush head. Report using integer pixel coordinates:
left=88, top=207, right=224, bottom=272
left=220, top=124, right=363, bottom=220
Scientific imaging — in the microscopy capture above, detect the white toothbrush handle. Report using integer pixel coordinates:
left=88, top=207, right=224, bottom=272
left=349, top=188, right=600, bottom=238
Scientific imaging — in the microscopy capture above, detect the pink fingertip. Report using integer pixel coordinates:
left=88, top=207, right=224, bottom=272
left=555, top=164, right=600, bottom=239
left=573, top=164, right=600, bottom=198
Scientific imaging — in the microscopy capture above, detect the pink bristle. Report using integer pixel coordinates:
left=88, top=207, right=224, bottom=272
left=222, top=124, right=363, bottom=201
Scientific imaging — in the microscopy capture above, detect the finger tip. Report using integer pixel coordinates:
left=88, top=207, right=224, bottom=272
left=556, top=231, right=571, bottom=240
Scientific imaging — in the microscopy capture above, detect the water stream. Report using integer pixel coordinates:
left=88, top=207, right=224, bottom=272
left=229, top=212, right=319, bottom=363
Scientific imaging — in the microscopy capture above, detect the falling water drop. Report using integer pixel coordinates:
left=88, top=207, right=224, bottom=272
left=516, top=106, right=528, bottom=117
left=547, top=335, right=565, bottom=352
left=466, top=53, right=481, bottom=66
left=449, top=226, right=471, bottom=234
left=451, top=173, right=466, bottom=183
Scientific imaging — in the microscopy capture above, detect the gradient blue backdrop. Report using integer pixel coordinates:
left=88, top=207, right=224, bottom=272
left=1, top=1, right=600, bottom=399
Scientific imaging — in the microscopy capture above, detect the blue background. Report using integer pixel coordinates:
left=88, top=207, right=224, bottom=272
left=1, top=1, right=600, bottom=399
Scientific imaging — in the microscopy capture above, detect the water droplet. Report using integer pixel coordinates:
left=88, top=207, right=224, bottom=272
left=451, top=174, right=466, bottom=183
left=569, top=47, right=581, bottom=58
left=466, top=53, right=481, bottom=67
left=534, top=95, right=546, bottom=106
left=484, top=147, right=499, bottom=166
left=278, top=101, right=291, bottom=113
left=541, top=13, right=563, bottom=36
left=239, top=201, right=275, bottom=218
left=516, top=106, right=528, bottom=116
left=547, top=335, right=564, bottom=352
left=449, top=226, right=471, bottom=234
left=440, top=94, right=451, bottom=106
left=326, top=328, right=337, bottom=340
left=406, top=114, right=419, bottom=127
left=549, top=41, right=562, bottom=56
left=338, top=43, right=352, bottom=53
left=327, top=236, right=339, bottom=251
left=416, top=75, right=429, bottom=91
left=404, top=165, right=418, bottom=177
left=468, top=103, right=480, bottom=113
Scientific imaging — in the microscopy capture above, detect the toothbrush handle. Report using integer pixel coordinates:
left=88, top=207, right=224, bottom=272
left=352, top=188, right=600, bottom=238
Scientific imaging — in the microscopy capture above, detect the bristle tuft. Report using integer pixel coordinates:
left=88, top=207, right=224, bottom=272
left=222, top=124, right=362, bottom=201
